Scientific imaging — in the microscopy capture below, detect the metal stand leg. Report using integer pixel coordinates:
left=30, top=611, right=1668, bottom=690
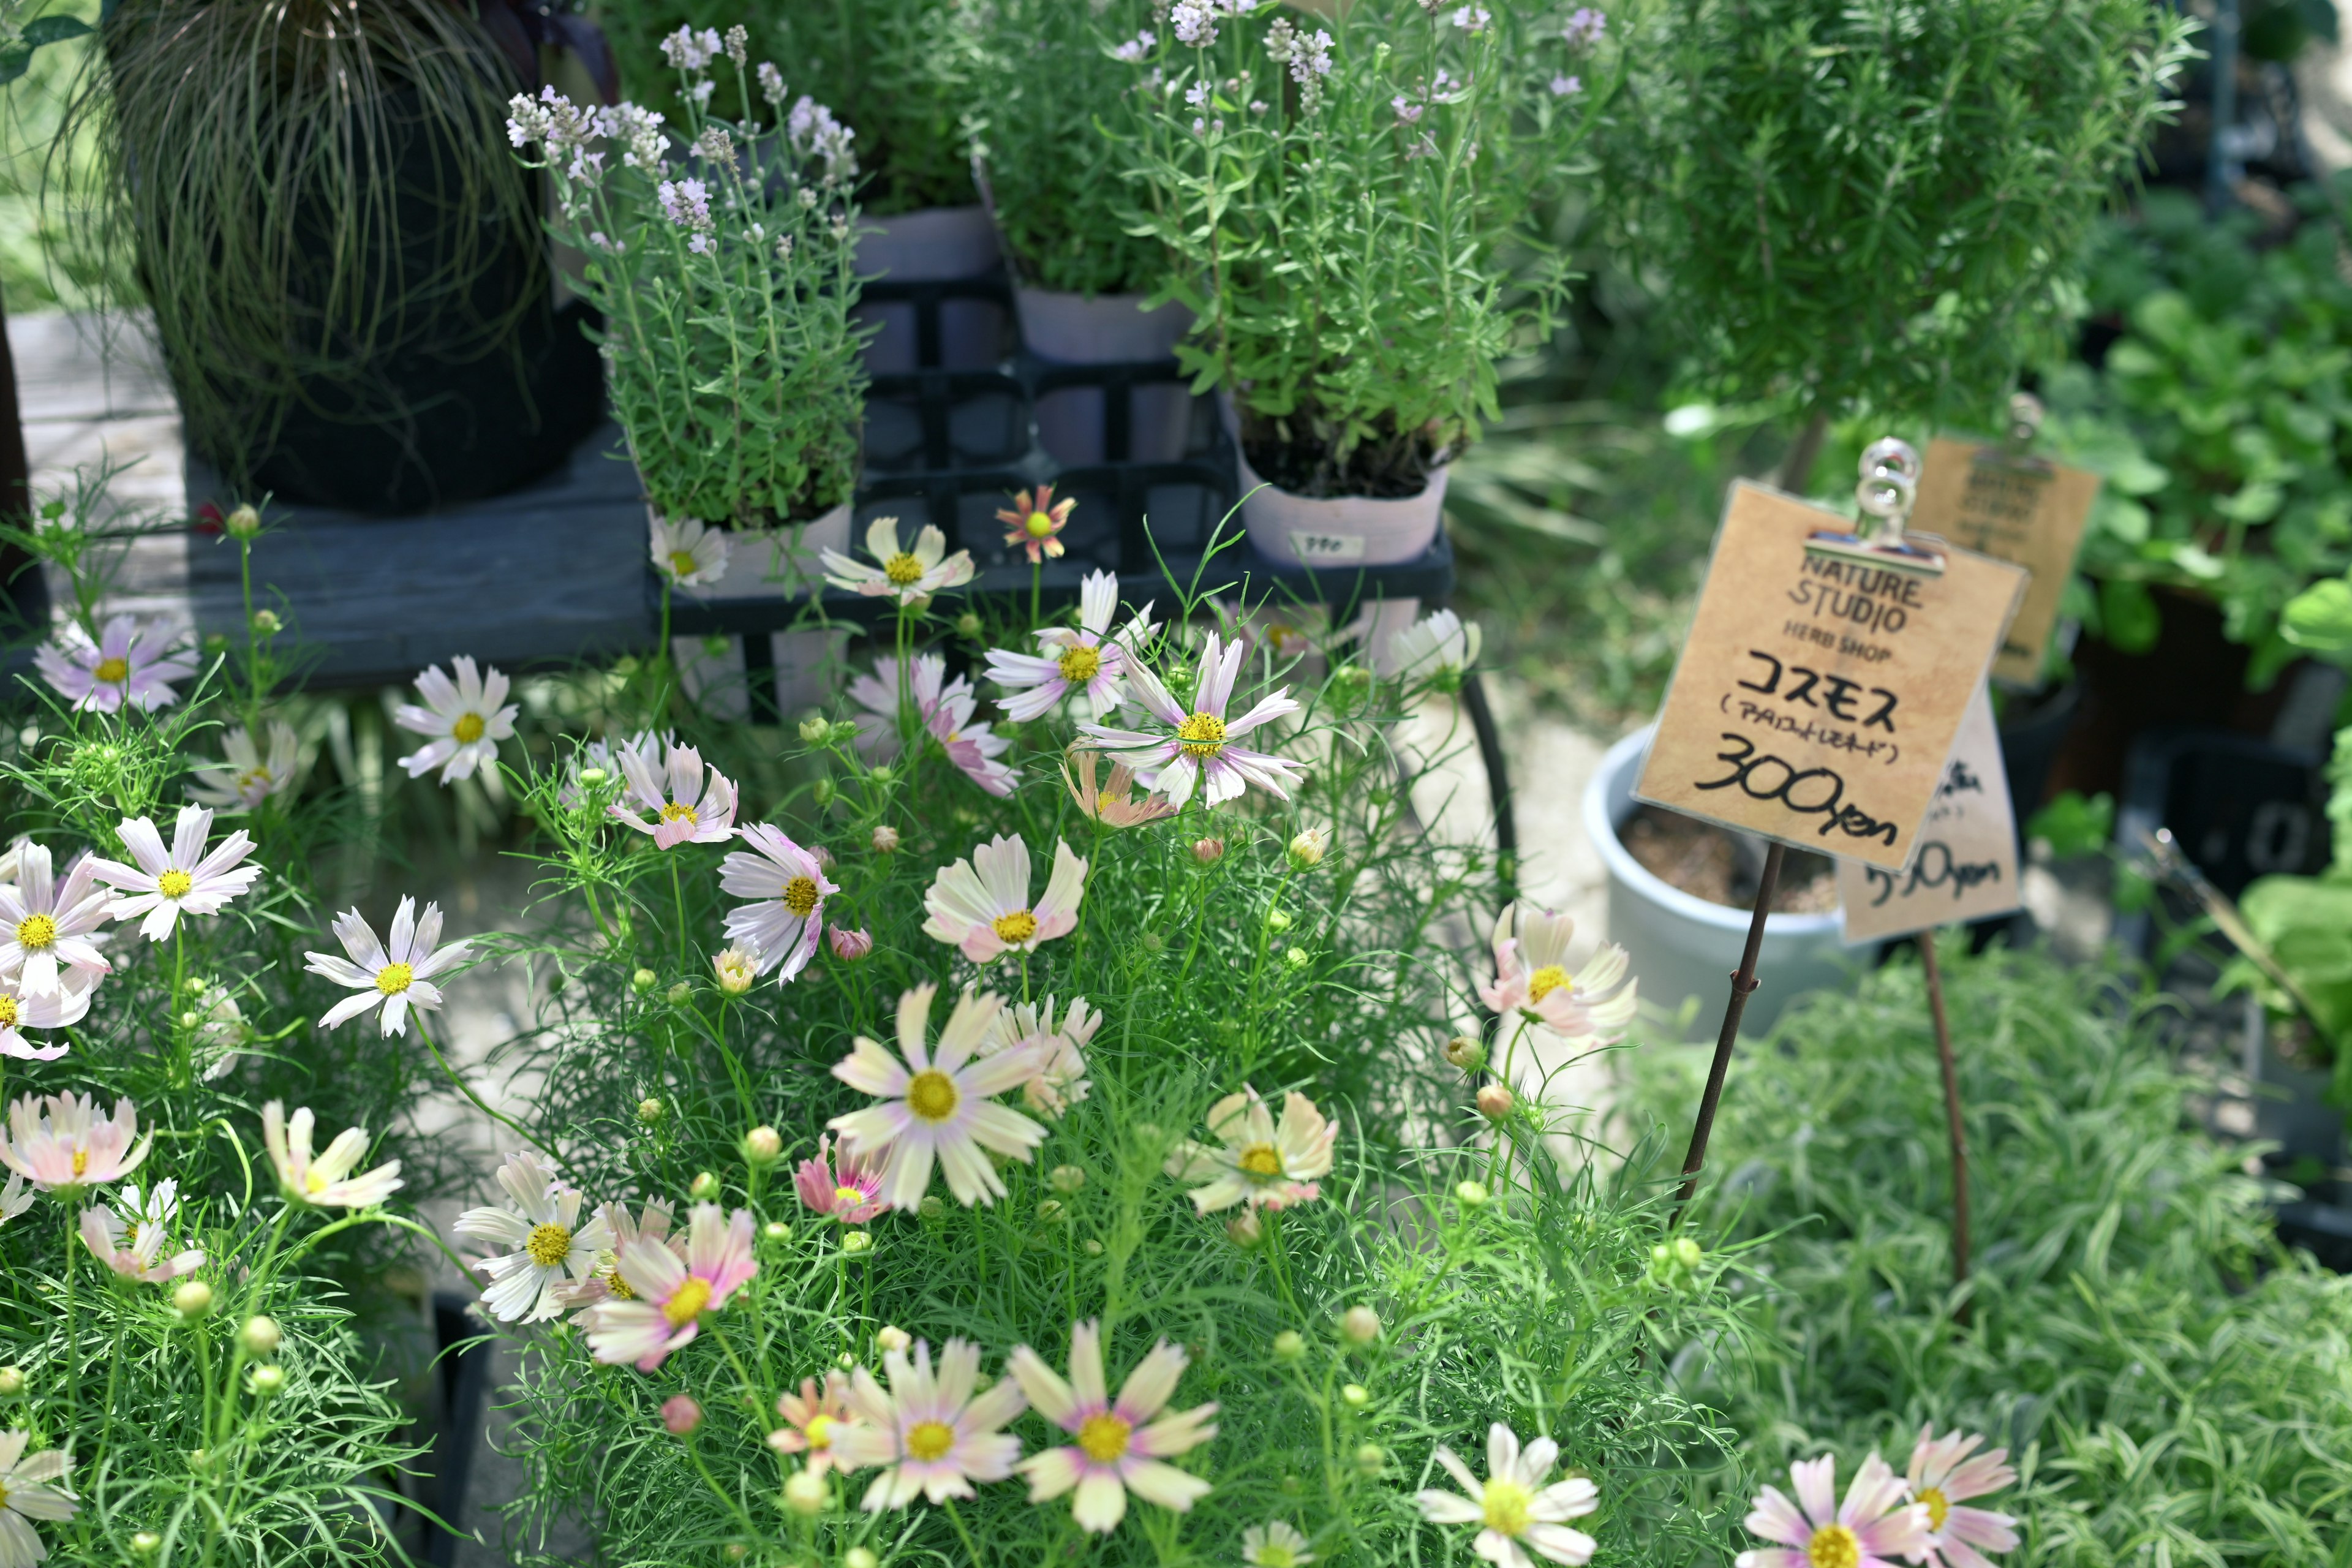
left=1460, top=668, right=1516, bottom=897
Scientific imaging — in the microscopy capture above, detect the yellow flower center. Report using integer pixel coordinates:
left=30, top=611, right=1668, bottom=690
left=805, top=1413, right=839, bottom=1450
left=1058, top=644, right=1102, bottom=684
left=93, top=657, right=130, bottom=684
left=663, top=1275, right=713, bottom=1326
left=1238, top=1142, right=1283, bottom=1178
left=1078, top=1412, right=1133, bottom=1464
left=906, top=1419, right=956, bottom=1461
left=906, top=1069, right=960, bottom=1123
left=992, top=908, right=1039, bottom=945
left=1025, top=510, right=1058, bottom=539
left=0, top=997, right=16, bottom=1027
left=1527, top=965, right=1570, bottom=1003
left=304, top=1167, right=331, bottom=1194
left=16, top=914, right=57, bottom=951
left=237, top=767, right=273, bottom=795
left=1177, top=711, right=1226, bottom=758
left=71, top=1148, right=89, bottom=1177
left=834, top=1185, right=865, bottom=1208
left=375, top=962, right=414, bottom=996
left=604, top=1262, right=636, bottom=1300
left=524, top=1223, right=573, bottom=1268
left=158, top=869, right=195, bottom=899
left=883, top=552, right=925, bottom=586
left=1918, top=1487, right=1950, bottom=1531
left=453, top=712, right=486, bottom=744
left=1481, top=1477, right=1534, bottom=1537
left=1256, top=1545, right=1297, bottom=1568
left=1807, top=1523, right=1861, bottom=1568
left=659, top=801, right=698, bottom=825
left=669, top=549, right=702, bottom=579
left=783, top=875, right=821, bottom=917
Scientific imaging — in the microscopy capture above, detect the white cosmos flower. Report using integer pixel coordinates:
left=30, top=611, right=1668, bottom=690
left=552, top=1197, right=676, bottom=1319
left=1476, top=904, right=1637, bottom=1047
left=986, top=569, right=1156, bottom=722
left=832, top=1337, right=1029, bottom=1508
left=1382, top=609, right=1482, bottom=689
left=0, top=1171, right=29, bottom=1226
left=85, top=804, right=262, bottom=941
left=0, top=971, right=94, bottom=1061
left=394, top=656, right=519, bottom=784
left=303, top=897, right=471, bottom=1036
left=80, top=1178, right=205, bottom=1283
left=650, top=513, right=731, bottom=588
left=263, top=1101, right=403, bottom=1209
left=0, top=1430, right=77, bottom=1562
left=453, top=1152, right=615, bottom=1324
left=1416, top=1423, right=1600, bottom=1568
left=1007, top=1319, right=1218, bottom=1533
left=984, top=993, right=1100, bottom=1118
left=610, top=739, right=737, bottom=848
left=0, top=844, right=113, bottom=998
left=1245, top=1521, right=1316, bottom=1567
left=827, top=985, right=1046, bottom=1208
left=188, top=718, right=300, bottom=810
left=1082, top=630, right=1305, bottom=808
left=720, top=824, right=840, bottom=983
left=920, top=832, right=1087, bottom=963
left=821, top=516, right=975, bottom=608
left=34, top=614, right=195, bottom=713
left=1166, top=1087, right=1336, bottom=1213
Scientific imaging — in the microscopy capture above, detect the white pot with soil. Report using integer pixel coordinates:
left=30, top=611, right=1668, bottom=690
left=662, top=503, right=853, bottom=603
left=1014, top=288, right=1194, bottom=465
left=854, top=205, right=1007, bottom=373
left=1584, top=725, right=1879, bottom=1041
left=1224, top=400, right=1447, bottom=566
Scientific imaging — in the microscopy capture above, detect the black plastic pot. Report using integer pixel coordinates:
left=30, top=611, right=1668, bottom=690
left=1996, top=677, right=2081, bottom=827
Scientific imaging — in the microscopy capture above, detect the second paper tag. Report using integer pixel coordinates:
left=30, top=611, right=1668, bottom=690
left=1836, top=685, right=2023, bottom=941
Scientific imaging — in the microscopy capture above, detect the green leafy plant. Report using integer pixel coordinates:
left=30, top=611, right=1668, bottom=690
left=1129, top=0, right=1605, bottom=497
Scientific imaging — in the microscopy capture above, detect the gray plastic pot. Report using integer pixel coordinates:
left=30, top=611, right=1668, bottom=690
left=1014, top=287, right=1193, bottom=465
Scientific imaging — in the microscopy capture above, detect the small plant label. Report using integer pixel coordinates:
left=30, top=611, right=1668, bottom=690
left=1288, top=530, right=1369, bottom=563
left=1909, top=439, right=2101, bottom=687
left=1635, top=480, right=2028, bottom=872
left=1834, top=684, right=2022, bottom=940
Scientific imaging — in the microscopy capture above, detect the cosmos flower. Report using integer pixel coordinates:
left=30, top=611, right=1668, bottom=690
left=188, top=719, right=300, bottom=810
left=35, top=614, right=195, bottom=713
left=80, top=1178, right=205, bottom=1283
left=827, top=985, right=1046, bottom=1209
left=921, top=833, right=1087, bottom=963
left=553, top=1198, right=676, bottom=1319
left=821, top=516, right=974, bottom=608
left=827, top=924, right=873, bottom=960
left=0, top=844, right=113, bottom=998
left=848, top=655, right=1020, bottom=796
left=1736, top=1453, right=1932, bottom=1568
left=1382, top=609, right=1483, bottom=691
left=85, top=804, right=261, bottom=942
left=989, top=570, right=1155, bottom=722
left=1416, top=1423, right=1600, bottom=1568
left=651, top=513, right=731, bottom=589
left=720, top=824, right=840, bottom=984
left=832, top=1336, right=1028, bottom=1508
left=304, top=897, right=470, bottom=1037
left=769, top=1370, right=862, bottom=1476
left=0, top=971, right=94, bottom=1061
left=1165, top=1087, right=1335, bottom=1213
left=1082, top=631, right=1305, bottom=808
left=1906, top=1427, right=2018, bottom=1568
left=610, top=739, right=737, bottom=849
left=453, top=1151, right=615, bottom=1324
left=984, top=994, right=1100, bottom=1118
left=1476, top=904, right=1637, bottom=1047
left=1008, top=1319, right=1218, bottom=1532
left=263, top=1102, right=402, bottom=1210
left=1063, top=749, right=1178, bottom=829
left=0, top=1172, right=29, bottom=1226
left=794, top=1134, right=889, bottom=1224
left=1245, top=1522, right=1315, bottom=1567
left=997, top=483, right=1077, bottom=565
left=0, top=1431, right=77, bottom=1563
left=394, top=657, right=519, bottom=785
left=585, top=1202, right=758, bottom=1371
left=0, top=1091, right=151, bottom=1197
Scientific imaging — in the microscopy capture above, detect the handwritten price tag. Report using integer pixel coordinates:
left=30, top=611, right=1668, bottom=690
left=1909, top=439, right=2100, bottom=687
left=1635, top=481, right=2029, bottom=872
left=1288, top=530, right=1368, bottom=563
left=1836, top=685, right=2022, bottom=940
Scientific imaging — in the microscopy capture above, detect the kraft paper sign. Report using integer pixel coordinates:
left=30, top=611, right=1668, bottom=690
left=1836, top=685, right=2022, bottom=941
left=1909, top=438, right=2101, bottom=687
left=1635, top=481, right=2029, bottom=872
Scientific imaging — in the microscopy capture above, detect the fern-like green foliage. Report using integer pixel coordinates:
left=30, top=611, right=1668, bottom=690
left=1601, top=0, right=2196, bottom=426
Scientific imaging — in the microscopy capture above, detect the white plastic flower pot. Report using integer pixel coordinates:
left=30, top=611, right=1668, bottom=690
left=853, top=205, right=1005, bottom=374
left=1584, top=725, right=1879, bottom=1041
left=1014, top=287, right=1194, bottom=466
left=662, top=503, right=851, bottom=604
left=1224, top=400, right=1448, bottom=566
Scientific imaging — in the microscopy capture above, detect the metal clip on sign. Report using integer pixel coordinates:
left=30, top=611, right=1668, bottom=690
left=1973, top=391, right=2056, bottom=477
left=1802, top=436, right=1947, bottom=578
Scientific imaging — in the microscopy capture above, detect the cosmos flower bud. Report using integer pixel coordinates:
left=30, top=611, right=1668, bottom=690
left=0, top=1367, right=23, bottom=1398
left=690, top=1170, right=721, bottom=1200
left=843, top=1231, right=873, bottom=1254
left=662, top=1394, right=703, bottom=1435
left=1442, top=1035, right=1485, bottom=1072
left=1355, top=1442, right=1386, bottom=1473
left=1036, top=1199, right=1065, bottom=1224
left=247, top=1365, right=285, bottom=1397
left=827, top=924, right=873, bottom=960
left=1674, top=1237, right=1703, bottom=1268
left=712, top=947, right=758, bottom=995
left=1340, top=1306, right=1381, bottom=1345
left=666, top=981, right=693, bottom=1005
left=173, top=1280, right=214, bottom=1319
left=763, top=1220, right=792, bottom=1243
left=798, top=715, right=833, bottom=744
left=1049, top=1164, right=1086, bottom=1193
left=876, top=1325, right=911, bottom=1355
left=1476, top=1084, right=1513, bottom=1121
left=638, top=1096, right=666, bottom=1124
left=1192, top=837, right=1226, bottom=865
left=225, top=503, right=262, bottom=538
left=132, top=1532, right=162, bottom=1556
left=869, top=764, right=894, bottom=786
left=1272, top=1330, right=1305, bottom=1362
left=1454, top=1179, right=1490, bottom=1207
left=1267, top=908, right=1292, bottom=932
left=742, top=1126, right=783, bottom=1166
left=810, top=777, right=836, bottom=806
left=1341, top=1382, right=1370, bottom=1407
left=918, top=1196, right=944, bottom=1220
left=250, top=608, right=282, bottom=637
left=1287, top=827, right=1327, bottom=869
left=1227, top=1209, right=1264, bottom=1249
left=1285, top=945, right=1311, bottom=968
left=955, top=611, right=984, bottom=638
left=631, top=968, right=657, bottom=993
left=783, top=1467, right=828, bottom=1514
left=239, top=1316, right=281, bottom=1357
left=846, top=1550, right=880, bottom=1568
left=871, top=824, right=901, bottom=853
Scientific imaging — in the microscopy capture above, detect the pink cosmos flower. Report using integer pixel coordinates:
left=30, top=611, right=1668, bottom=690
left=1165, top=1087, right=1335, bottom=1213
left=720, top=824, right=840, bottom=984
left=1907, top=1427, right=2018, bottom=1568
left=1082, top=630, right=1305, bottom=807
left=80, top=1178, right=205, bottom=1283
left=832, top=1337, right=1028, bottom=1508
left=610, top=739, right=737, bottom=848
left=552, top=1198, right=676, bottom=1319
left=997, top=482, right=1076, bottom=565
left=827, top=924, right=873, bottom=960
left=1063, top=749, right=1178, bottom=829
left=849, top=655, right=1018, bottom=797
left=827, top=985, right=1046, bottom=1209
left=36, top=614, right=195, bottom=713
left=0, top=843, right=114, bottom=999
left=919, top=832, right=1087, bottom=963
left=1476, top=903, right=1637, bottom=1047
left=987, top=569, right=1156, bottom=722
left=1736, top=1453, right=1932, bottom=1568
left=585, top=1202, right=758, bottom=1371
left=0, top=1091, right=151, bottom=1196
left=86, top=804, right=262, bottom=941
left=768, top=1370, right=861, bottom=1476
left=794, top=1134, right=889, bottom=1223
left=1008, top=1319, right=1218, bottom=1533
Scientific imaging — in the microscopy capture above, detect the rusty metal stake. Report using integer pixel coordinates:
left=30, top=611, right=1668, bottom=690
left=1920, top=932, right=1973, bottom=1325
left=1673, top=842, right=1784, bottom=1218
